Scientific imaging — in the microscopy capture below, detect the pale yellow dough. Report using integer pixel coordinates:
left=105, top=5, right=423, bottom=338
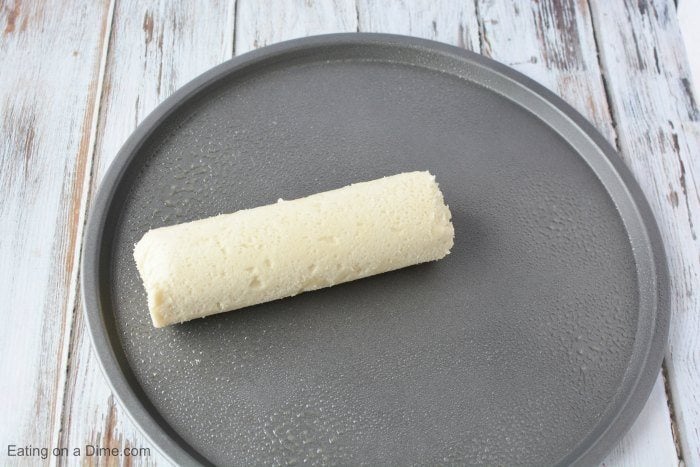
left=133, top=171, right=454, bottom=327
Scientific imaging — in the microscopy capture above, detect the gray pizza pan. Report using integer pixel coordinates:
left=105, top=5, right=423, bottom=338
left=82, top=34, right=669, bottom=466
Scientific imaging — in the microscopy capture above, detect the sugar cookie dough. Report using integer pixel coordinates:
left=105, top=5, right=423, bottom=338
left=134, top=171, right=454, bottom=327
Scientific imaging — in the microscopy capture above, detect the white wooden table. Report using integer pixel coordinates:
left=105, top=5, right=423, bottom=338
left=1, top=1, right=697, bottom=465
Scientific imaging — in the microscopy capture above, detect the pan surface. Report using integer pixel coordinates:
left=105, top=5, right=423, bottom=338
left=82, top=34, right=668, bottom=466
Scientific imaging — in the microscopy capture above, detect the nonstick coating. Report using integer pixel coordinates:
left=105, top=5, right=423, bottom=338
left=82, top=34, right=668, bottom=466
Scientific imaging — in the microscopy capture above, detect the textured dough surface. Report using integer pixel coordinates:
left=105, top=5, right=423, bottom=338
left=133, top=171, right=454, bottom=327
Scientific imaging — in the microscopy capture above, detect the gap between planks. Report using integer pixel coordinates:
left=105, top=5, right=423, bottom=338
left=662, top=363, right=686, bottom=461
left=472, top=0, right=485, bottom=56
left=229, top=0, right=238, bottom=58
left=585, top=1, right=621, bottom=154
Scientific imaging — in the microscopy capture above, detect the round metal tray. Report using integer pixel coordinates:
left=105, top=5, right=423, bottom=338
left=83, top=34, right=668, bottom=465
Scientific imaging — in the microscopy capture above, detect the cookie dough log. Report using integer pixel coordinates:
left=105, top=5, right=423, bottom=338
left=133, top=171, right=454, bottom=327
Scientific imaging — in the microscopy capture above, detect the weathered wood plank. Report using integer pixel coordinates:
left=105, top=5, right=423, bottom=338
left=58, top=0, right=236, bottom=464
left=476, top=1, right=678, bottom=464
left=0, top=0, right=112, bottom=460
left=356, top=0, right=480, bottom=51
left=590, top=0, right=700, bottom=464
left=235, top=0, right=357, bottom=55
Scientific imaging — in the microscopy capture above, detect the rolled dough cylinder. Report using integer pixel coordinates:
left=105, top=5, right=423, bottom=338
left=134, top=171, right=454, bottom=327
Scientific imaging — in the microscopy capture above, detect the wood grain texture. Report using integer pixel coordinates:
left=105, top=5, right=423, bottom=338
left=590, top=0, right=700, bottom=464
left=477, top=0, right=613, bottom=139
left=57, top=0, right=236, bottom=464
left=476, top=1, right=678, bottom=465
left=356, top=0, right=480, bottom=51
left=0, top=0, right=112, bottom=460
left=235, top=0, right=357, bottom=55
